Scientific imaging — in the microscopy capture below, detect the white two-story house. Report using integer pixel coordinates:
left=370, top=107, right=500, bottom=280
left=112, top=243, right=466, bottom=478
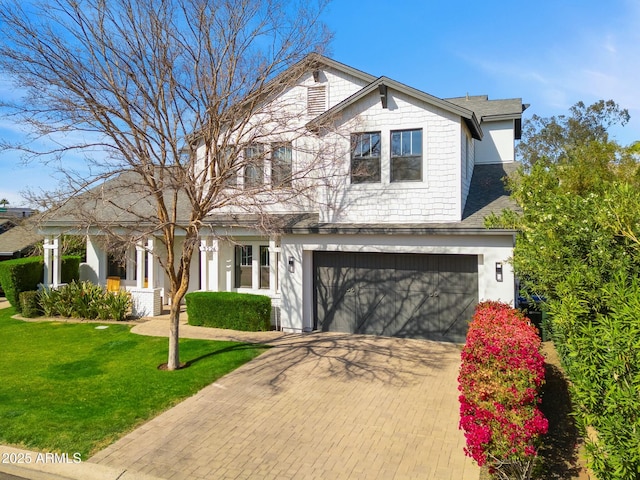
left=39, top=54, right=524, bottom=343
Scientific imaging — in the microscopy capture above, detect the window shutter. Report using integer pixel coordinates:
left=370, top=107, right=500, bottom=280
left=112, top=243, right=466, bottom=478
left=307, top=85, right=326, bottom=116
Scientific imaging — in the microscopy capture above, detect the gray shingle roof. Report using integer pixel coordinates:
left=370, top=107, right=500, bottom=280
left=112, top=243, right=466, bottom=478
left=461, top=162, right=519, bottom=227
left=0, top=223, right=43, bottom=256
left=446, top=95, right=525, bottom=121
left=41, top=170, right=192, bottom=228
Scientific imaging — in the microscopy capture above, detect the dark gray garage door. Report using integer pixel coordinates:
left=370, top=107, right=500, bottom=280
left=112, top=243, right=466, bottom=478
left=314, top=252, right=478, bottom=343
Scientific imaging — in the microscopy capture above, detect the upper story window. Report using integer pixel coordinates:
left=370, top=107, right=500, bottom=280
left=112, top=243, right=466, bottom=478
left=391, top=129, right=422, bottom=182
left=351, top=132, right=381, bottom=184
left=218, top=146, right=237, bottom=187
left=271, top=143, right=293, bottom=188
left=243, top=144, right=264, bottom=188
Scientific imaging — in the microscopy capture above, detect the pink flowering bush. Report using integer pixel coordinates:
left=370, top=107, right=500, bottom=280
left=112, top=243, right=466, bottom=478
left=458, top=301, right=548, bottom=479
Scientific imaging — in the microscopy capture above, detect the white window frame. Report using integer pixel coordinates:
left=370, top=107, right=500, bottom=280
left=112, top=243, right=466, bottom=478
left=351, top=131, right=382, bottom=184
left=390, top=129, right=423, bottom=182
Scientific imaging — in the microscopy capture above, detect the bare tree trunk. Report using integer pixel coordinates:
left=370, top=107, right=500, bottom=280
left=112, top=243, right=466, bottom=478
left=167, top=300, right=182, bottom=370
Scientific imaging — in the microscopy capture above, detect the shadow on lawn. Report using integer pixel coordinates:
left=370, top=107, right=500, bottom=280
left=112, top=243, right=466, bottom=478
left=182, top=343, right=270, bottom=368
left=157, top=343, right=270, bottom=370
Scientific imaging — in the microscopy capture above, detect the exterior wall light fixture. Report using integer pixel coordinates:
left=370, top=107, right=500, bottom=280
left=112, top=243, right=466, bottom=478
left=495, top=262, right=503, bottom=282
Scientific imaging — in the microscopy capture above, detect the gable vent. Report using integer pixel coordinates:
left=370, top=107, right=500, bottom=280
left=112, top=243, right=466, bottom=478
left=307, top=85, right=327, bottom=116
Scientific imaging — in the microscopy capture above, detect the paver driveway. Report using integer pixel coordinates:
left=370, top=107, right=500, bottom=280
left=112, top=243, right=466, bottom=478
left=91, top=322, right=479, bottom=480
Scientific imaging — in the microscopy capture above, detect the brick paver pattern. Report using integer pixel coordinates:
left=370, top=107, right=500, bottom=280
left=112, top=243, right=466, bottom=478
left=90, top=319, right=479, bottom=480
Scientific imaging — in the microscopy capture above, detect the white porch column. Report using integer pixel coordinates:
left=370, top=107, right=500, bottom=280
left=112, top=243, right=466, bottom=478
left=43, top=237, right=52, bottom=287
left=199, top=238, right=219, bottom=291
left=43, top=235, right=61, bottom=288
left=52, top=236, right=61, bottom=287
left=199, top=239, right=208, bottom=290
left=269, top=238, right=280, bottom=293
left=135, top=243, right=145, bottom=289
left=210, top=239, right=219, bottom=291
left=146, top=238, right=155, bottom=289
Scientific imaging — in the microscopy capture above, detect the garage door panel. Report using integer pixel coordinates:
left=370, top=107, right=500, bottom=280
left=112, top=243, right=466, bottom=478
left=316, top=286, right=356, bottom=333
left=438, top=255, right=477, bottom=293
left=395, top=254, right=438, bottom=291
left=355, top=286, right=397, bottom=335
left=438, top=292, right=477, bottom=343
left=315, top=251, right=355, bottom=286
left=355, top=252, right=396, bottom=283
left=394, top=291, right=440, bottom=338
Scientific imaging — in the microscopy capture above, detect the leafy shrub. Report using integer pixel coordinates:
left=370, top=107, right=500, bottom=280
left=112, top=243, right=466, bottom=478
left=101, top=289, right=131, bottom=322
left=38, top=281, right=131, bottom=321
left=458, top=301, right=548, bottom=479
left=185, top=291, right=271, bottom=331
left=38, top=287, right=60, bottom=318
left=0, top=257, right=44, bottom=312
left=19, top=290, right=41, bottom=318
left=548, top=273, right=640, bottom=479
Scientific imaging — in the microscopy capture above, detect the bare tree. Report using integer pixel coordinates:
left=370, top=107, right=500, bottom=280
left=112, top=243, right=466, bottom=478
left=0, top=0, right=332, bottom=369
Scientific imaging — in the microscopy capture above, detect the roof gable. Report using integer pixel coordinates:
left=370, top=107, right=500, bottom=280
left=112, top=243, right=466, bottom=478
left=307, top=76, right=483, bottom=139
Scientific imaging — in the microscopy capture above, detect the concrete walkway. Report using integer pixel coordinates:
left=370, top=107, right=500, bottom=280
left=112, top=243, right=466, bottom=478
left=0, top=302, right=479, bottom=480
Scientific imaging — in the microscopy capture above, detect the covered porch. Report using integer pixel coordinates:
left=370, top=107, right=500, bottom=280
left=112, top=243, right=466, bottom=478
left=40, top=231, right=284, bottom=320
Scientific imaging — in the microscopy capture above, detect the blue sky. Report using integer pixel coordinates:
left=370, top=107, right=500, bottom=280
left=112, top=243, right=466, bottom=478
left=1, top=0, right=639, bottom=206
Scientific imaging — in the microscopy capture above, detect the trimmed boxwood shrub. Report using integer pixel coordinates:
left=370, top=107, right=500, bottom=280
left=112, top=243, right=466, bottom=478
left=19, top=290, right=41, bottom=318
left=186, top=291, right=271, bottom=331
left=458, top=301, right=548, bottom=480
left=0, top=257, right=44, bottom=312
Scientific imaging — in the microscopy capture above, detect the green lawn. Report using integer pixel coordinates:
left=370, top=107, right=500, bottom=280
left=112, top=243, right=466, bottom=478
left=0, top=307, right=269, bottom=459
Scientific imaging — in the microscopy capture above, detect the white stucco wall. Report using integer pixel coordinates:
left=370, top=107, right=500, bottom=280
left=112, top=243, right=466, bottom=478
left=82, top=236, right=106, bottom=285
left=279, top=233, right=516, bottom=333
left=475, top=120, right=516, bottom=164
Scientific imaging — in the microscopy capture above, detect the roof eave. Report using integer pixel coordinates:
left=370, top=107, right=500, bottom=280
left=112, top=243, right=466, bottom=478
left=284, top=224, right=517, bottom=235
left=481, top=113, right=522, bottom=122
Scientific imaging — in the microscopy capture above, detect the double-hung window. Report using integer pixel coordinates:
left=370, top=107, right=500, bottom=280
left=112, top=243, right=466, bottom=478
left=351, top=132, right=381, bottom=183
left=259, top=246, right=270, bottom=289
left=244, top=144, right=264, bottom=188
left=390, top=129, right=422, bottom=182
left=271, top=143, right=292, bottom=188
left=234, top=245, right=253, bottom=288
left=218, top=146, right=237, bottom=187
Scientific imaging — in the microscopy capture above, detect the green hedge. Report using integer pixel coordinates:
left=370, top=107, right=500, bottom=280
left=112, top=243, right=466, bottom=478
left=548, top=273, right=640, bottom=479
left=185, top=292, right=272, bottom=331
left=0, top=255, right=81, bottom=312
left=0, top=257, right=44, bottom=312
left=61, top=255, right=81, bottom=283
